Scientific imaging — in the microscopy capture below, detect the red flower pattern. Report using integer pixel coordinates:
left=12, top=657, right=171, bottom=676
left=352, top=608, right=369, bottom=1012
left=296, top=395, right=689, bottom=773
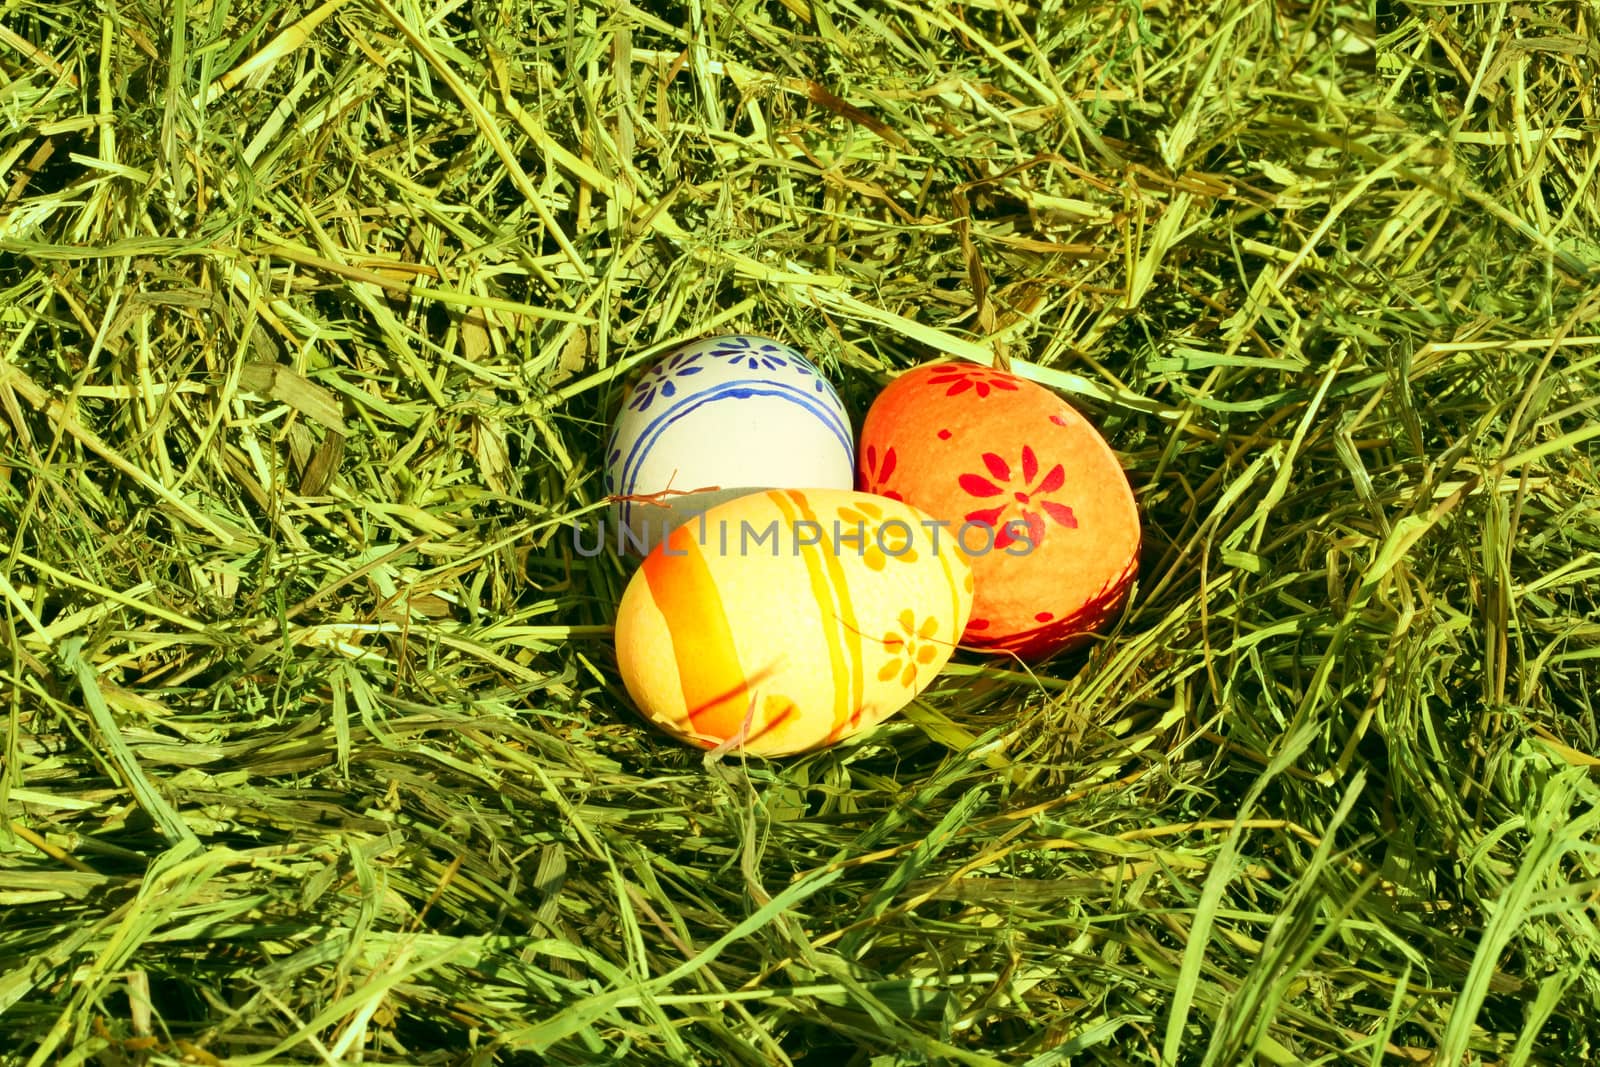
left=958, top=445, right=1077, bottom=548
left=860, top=444, right=903, bottom=501
left=923, top=365, right=1022, bottom=398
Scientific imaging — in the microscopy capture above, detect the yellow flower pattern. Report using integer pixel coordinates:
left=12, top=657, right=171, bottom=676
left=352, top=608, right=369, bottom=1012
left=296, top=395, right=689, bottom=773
left=836, top=501, right=920, bottom=571
left=879, top=610, right=941, bottom=688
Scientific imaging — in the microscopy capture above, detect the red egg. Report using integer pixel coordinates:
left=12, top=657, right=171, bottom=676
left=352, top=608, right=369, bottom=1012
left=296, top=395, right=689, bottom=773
left=857, top=362, right=1139, bottom=660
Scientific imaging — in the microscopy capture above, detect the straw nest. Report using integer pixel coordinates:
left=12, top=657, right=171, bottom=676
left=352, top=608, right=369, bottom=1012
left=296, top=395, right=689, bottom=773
left=2, top=0, right=1598, bottom=1063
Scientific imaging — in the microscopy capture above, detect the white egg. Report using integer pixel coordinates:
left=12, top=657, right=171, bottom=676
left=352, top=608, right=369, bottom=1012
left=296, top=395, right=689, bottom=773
left=603, top=335, right=855, bottom=552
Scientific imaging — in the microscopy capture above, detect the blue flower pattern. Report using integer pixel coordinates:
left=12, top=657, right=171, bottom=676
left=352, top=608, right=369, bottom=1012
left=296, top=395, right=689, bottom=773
left=627, top=350, right=705, bottom=412
left=787, top=358, right=828, bottom=393
left=707, top=336, right=834, bottom=395
left=711, top=336, right=789, bottom=372
left=626, top=336, right=838, bottom=416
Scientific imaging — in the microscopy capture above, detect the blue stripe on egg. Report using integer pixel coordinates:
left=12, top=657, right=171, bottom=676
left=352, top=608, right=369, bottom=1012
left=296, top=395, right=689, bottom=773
left=617, top=381, right=855, bottom=529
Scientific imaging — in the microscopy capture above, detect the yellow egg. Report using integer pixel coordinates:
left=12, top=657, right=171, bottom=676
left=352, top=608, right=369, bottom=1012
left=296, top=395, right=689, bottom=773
left=614, top=489, right=975, bottom=756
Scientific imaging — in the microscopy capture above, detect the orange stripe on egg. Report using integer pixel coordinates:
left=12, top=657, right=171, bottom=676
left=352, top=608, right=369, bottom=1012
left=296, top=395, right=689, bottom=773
left=640, top=521, right=758, bottom=742
left=771, top=490, right=860, bottom=743
left=740, top=693, right=799, bottom=751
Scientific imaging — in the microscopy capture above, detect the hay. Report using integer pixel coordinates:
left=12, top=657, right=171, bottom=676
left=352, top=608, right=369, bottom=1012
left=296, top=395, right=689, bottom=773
left=2, top=0, right=1598, bottom=1062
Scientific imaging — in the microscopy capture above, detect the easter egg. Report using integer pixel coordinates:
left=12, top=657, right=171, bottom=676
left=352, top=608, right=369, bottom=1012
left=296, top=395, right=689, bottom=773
left=856, top=362, right=1139, bottom=660
left=604, top=335, right=854, bottom=553
left=613, top=488, right=975, bottom=756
